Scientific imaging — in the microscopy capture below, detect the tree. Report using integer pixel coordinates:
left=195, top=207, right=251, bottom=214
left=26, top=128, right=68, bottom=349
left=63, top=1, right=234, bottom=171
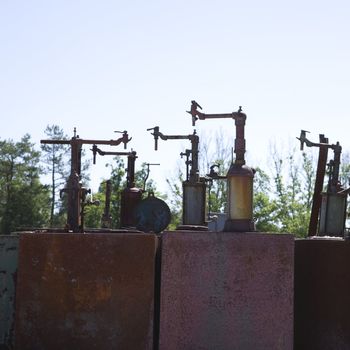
left=253, top=167, right=279, bottom=232
left=0, top=134, right=50, bottom=234
left=270, top=145, right=315, bottom=237
left=40, top=125, right=70, bottom=227
left=165, top=163, right=184, bottom=229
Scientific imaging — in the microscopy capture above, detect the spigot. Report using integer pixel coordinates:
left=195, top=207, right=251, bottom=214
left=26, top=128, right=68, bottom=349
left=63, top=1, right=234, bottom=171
left=92, top=145, right=98, bottom=164
left=186, top=100, right=202, bottom=126
left=180, top=149, right=191, bottom=161
left=180, top=149, right=192, bottom=181
left=114, top=130, right=131, bottom=149
left=147, top=126, right=160, bottom=150
left=297, top=130, right=310, bottom=150
left=208, top=164, right=220, bottom=178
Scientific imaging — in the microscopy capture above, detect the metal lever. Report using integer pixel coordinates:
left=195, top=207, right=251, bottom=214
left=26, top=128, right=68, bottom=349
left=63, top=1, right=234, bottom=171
left=180, top=149, right=192, bottom=181
left=114, top=130, right=131, bottom=149
left=186, top=100, right=202, bottom=126
left=297, top=130, right=310, bottom=150
left=92, top=145, right=98, bottom=164
left=147, top=126, right=160, bottom=150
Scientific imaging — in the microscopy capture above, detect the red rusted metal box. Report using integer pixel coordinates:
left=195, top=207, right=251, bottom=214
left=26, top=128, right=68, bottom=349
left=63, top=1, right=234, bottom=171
left=15, top=232, right=157, bottom=350
left=158, top=231, right=294, bottom=350
left=295, top=238, right=350, bottom=349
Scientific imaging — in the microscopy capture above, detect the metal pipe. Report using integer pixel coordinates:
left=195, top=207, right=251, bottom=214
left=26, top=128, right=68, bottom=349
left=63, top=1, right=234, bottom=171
left=308, top=134, right=329, bottom=236
left=40, top=128, right=131, bottom=232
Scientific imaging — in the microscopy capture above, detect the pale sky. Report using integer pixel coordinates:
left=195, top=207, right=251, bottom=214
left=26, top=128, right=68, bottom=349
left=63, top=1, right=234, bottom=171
left=1, top=0, right=349, bottom=193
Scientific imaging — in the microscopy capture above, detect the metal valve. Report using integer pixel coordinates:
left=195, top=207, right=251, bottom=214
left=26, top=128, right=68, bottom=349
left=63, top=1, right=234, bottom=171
left=147, top=126, right=160, bottom=150
left=297, top=130, right=310, bottom=150
left=187, top=100, right=202, bottom=126
left=114, top=130, right=131, bottom=149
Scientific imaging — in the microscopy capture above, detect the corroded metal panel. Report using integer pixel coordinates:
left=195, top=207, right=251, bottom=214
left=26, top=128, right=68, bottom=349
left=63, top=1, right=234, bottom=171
left=295, top=238, right=350, bottom=349
left=159, top=231, right=294, bottom=350
left=15, top=232, right=157, bottom=350
left=0, top=235, right=18, bottom=350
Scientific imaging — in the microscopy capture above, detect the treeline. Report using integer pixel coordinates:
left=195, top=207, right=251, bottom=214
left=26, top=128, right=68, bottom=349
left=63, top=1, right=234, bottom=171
left=1, top=126, right=349, bottom=236
left=0, top=125, right=159, bottom=234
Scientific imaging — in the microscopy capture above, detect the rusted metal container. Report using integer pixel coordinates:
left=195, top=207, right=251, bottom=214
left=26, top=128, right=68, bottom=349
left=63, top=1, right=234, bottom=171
left=319, top=192, right=347, bottom=236
left=158, top=231, right=294, bottom=350
left=295, top=238, right=350, bottom=349
left=0, top=235, right=18, bottom=350
left=15, top=232, right=157, bottom=350
left=120, top=187, right=142, bottom=228
left=182, top=181, right=206, bottom=226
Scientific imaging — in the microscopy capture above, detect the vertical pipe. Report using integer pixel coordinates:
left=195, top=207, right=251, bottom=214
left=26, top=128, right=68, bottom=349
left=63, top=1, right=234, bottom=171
left=127, top=152, right=136, bottom=188
left=67, top=138, right=83, bottom=232
left=189, top=134, right=199, bottom=182
left=234, top=113, right=246, bottom=165
left=331, top=142, right=342, bottom=192
left=308, top=135, right=328, bottom=236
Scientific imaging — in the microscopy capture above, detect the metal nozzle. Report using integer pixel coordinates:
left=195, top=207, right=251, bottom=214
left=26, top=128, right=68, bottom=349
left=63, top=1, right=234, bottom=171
left=297, top=130, right=310, bottom=151
left=187, top=100, right=202, bottom=126
left=92, top=145, right=97, bottom=164
left=147, top=126, right=160, bottom=150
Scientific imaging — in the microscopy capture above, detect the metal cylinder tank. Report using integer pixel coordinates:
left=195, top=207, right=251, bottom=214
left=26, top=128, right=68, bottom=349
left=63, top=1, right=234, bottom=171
left=182, top=181, right=206, bottom=226
left=224, top=163, right=255, bottom=232
left=120, top=187, right=143, bottom=228
left=319, top=192, right=347, bottom=237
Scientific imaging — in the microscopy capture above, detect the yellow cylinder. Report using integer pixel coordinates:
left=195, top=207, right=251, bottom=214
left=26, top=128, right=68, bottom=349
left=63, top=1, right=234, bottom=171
left=227, top=175, right=253, bottom=220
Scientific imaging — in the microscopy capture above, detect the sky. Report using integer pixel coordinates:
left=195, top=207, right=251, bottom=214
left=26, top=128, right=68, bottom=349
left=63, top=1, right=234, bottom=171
left=0, top=0, right=349, bottom=194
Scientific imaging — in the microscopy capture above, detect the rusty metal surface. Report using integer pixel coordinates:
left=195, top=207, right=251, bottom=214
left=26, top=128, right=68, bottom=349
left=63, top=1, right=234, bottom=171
left=15, top=232, right=157, bottom=350
left=295, top=238, right=350, bottom=349
left=158, top=231, right=294, bottom=350
left=308, top=134, right=328, bottom=236
left=120, top=187, right=142, bottom=228
left=0, top=235, right=18, bottom=350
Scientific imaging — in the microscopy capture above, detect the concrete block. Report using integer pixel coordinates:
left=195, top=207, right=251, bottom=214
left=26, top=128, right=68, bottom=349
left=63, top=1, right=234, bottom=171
left=295, top=238, right=350, bottom=349
left=15, top=232, right=157, bottom=350
left=159, top=231, right=294, bottom=350
left=0, top=235, right=19, bottom=350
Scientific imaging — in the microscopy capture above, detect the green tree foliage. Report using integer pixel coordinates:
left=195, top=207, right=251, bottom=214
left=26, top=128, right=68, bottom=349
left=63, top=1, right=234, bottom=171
left=253, top=167, right=279, bottom=232
left=165, top=165, right=184, bottom=229
left=200, top=129, right=231, bottom=216
left=0, top=134, right=50, bottom=234
left=40, top=125, right=70, bottom=227
left=270, top=146, right=315, bottom=237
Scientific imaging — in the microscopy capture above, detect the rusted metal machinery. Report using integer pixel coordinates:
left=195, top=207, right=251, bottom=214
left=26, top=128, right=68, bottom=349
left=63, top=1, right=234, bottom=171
left=188, top=101, right=255, bottom=232
left=41, top=129, right=131, bottom=233
left=142, top=163, right=160, bottom=191
left=147, top=126, right=207, bottom=228
left=92, top=146, right=142, bottom=228
left=297, top=130, right=349, bottom=237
